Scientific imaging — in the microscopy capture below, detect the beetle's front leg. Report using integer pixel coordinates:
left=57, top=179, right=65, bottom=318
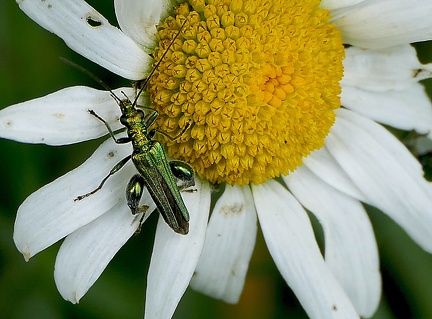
left=88, top=109, right=131, bottom=144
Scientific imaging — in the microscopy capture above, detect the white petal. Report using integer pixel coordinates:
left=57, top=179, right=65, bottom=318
left=332, top=0, right=432, bottom=49
left=145, top=178, right=211, bottom=319
left=326, top=109, right=432, bottom=253
left=342, top=84, right=432, bottom=138
left=190, top=185, right=257, bottom=304
left=320, top=0, right=366, bottom=11
left=54, top=196, right=155, bottom=303
left=304, top=147, right=368, bottom=202
left=0, top=86, right=131, bottom=145
left=252, top=180, right=359, bottom=319
left=341, top=45, right=432, bottom=92
left=284, top=166, right=381, bottom=317
left=17, top=0, right=151, bottom=80
left=115, top=0, right=170, bottom=49
left=335, top=109, right=424, bottom=179
left=14, top=137, right=134, bottom=260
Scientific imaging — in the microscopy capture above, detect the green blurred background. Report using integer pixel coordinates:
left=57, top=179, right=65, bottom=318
left=2, top=1, right=432, bottom=318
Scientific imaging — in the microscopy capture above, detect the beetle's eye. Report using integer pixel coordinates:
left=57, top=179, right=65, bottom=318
left=148, top=129, right=157, bottom=139
left=120, top=114, right=128, bottom=125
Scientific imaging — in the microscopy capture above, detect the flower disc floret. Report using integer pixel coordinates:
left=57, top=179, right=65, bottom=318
left=148, top=0, right=344, bottom=185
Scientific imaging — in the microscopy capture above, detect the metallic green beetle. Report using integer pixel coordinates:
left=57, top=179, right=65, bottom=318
left=75, top=97, right=194, bottom=235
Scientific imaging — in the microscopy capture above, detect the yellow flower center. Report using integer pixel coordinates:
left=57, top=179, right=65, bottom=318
left=148, top=0, right=344, bottom=185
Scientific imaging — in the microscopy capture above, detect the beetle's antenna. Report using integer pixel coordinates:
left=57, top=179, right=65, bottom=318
left=60, top=57, right=124, bottom=105
left=132, top=18, right=188, bottom=106
left=61, top=18, right=187, bottom=108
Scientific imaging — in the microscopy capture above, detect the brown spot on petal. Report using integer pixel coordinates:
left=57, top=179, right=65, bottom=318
left=107, top=150, right=116, bottom=158
left=220, top=202, right=244, bottom=215
left=85, top=14, right=102, bottom=28
left=52, top=113, right=65, bottom=120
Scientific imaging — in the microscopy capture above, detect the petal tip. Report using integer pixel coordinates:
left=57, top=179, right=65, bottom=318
left=60, top=288, right=80, bottom=304
left=22, top=250, right=32, bottom=262
left=72, top=292, right=80, bottom=304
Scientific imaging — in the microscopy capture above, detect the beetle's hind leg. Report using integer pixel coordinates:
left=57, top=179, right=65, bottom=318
left=126, top=174, right=151, bottom=235
left=126, top=174, right=150, bottom=215
left=169, top=160, right=196, bottom=191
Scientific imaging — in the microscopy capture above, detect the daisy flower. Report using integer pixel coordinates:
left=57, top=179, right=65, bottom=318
left=2, top=0, right=432, bottom=318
